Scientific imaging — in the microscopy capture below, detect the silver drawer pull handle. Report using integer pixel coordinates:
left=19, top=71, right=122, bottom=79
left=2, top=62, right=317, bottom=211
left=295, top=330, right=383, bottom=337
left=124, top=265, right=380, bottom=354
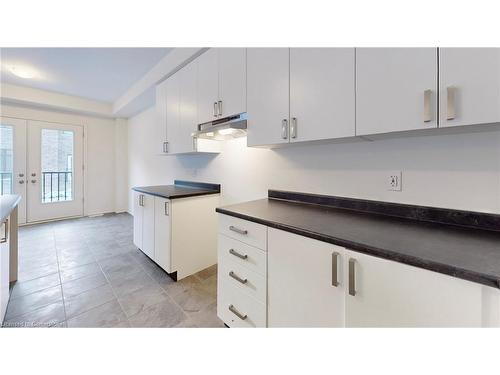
left=229, top=271, right=247, bottom=284
left=229, top=248, right=248, bottom=260
left=423, top=89, right=432, bottom=123
left=331, top=252, right=339, bottom=287
left=228, top=304, right=247, bottom=320
left=348, top=258, right=356, bottom=296
left=447, top=86, right=456, bottom=120
left=229, top=225, right=247, bottom=235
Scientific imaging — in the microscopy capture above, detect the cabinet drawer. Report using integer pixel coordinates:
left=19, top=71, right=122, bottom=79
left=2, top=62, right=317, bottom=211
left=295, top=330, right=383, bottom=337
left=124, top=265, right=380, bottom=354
left=219, top=253, right=266, bottom=303
left=217, top=281, right=266, bottom=328
left=218, top=234, right=266, bottom=276
left=218, top=214, right=267, bottom=250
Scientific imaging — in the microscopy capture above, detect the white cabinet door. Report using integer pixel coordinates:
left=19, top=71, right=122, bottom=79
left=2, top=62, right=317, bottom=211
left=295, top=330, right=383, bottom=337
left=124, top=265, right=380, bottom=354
left=165, top=73, right=181, bottom=154
left=133, top=192, right=143, bottom=249
left=290, top=48, right=355, bottom=142
left=155, top=80, right=168, bottom=154
left=247, top=48, right=290, bottom=146
left=141, top=194, right=155, bottom=260
left=154, top=197, right=172, bottom=273
left=268, top=228, right=345, bottom=327
left=197, top=48, right=219, bottom=124
left=439, top=48, right=500, bottom=128
left=356, top=48, right=438, bottom=135
left=179, top=61, right=198, bottom=153
left=344, top=250, right=483, bottom=327
left=0, top=220, right=10, bottom=322
left=219, top=48, right=246, bottom=118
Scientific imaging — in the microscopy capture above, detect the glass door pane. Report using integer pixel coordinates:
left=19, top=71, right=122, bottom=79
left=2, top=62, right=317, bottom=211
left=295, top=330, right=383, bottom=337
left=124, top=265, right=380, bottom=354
left=41, top=129, right=74, bottom=203
left=0, top=125, right=14, bottom=195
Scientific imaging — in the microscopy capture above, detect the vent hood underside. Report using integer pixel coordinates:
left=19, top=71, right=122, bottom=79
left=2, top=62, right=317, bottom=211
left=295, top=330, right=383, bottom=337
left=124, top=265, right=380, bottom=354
left=192, top=113, right=247, bottom=141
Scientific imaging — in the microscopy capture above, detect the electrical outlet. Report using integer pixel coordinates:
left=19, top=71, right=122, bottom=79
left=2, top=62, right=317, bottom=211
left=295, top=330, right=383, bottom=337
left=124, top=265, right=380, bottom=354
left=387, top=171, right=402, bottom=191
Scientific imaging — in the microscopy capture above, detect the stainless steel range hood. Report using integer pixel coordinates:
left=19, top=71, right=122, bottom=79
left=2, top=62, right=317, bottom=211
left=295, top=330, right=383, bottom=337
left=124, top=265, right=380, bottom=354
left=192, top=113, right=247, bottom=141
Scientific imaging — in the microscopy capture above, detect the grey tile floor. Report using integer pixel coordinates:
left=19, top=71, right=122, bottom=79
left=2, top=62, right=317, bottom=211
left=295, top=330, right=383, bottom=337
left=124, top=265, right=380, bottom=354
left=2, top=213, right=224, bottom=328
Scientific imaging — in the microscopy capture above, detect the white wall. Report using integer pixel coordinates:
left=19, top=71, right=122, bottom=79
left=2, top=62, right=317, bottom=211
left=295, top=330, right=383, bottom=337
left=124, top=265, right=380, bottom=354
left=1, top=103, right=128, bottom=216
left=128, top=106, right=500, bottom=214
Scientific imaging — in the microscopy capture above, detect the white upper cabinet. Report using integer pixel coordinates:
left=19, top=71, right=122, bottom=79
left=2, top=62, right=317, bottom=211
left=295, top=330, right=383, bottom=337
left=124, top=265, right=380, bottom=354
left=439, top=48, right=500, bottom=128
left=268, top=228, right=345, bottom=327
left=197, top=48, right=219, bottom=124
left=289, top=48, right=355, bottom=142
left=155, top=80, right=168, bottom=154
left=344, top=249, right=483, bottom=327
left=165, top=73, right=181, bottom=154
left=178, top=61, right=198, bottom=153
left=247, top=48, right=290, bottom=147
left=356, top=48, right=438, bottom=136
left=218, top=48, right=246, bottom=118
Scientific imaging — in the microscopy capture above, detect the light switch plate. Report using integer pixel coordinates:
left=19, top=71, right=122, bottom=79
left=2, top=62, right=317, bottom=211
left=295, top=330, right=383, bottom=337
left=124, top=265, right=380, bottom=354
left=387, top=171, right=402, bottom=191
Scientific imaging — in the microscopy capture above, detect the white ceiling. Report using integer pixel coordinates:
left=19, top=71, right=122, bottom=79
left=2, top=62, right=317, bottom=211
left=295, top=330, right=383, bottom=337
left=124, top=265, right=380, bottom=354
left=0, top=48, right=172, bottom=102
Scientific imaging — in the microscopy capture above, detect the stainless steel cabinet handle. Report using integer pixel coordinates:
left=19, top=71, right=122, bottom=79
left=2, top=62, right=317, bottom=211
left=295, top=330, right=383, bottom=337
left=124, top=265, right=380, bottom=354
left=139, top=195, right=144, bottom=207
left=218, top=100, right=222, bottom=117
left=447, top=86, right=456, bottom=120
left=229, top=271, right=247, bottom=284
left=163, top=141, right=168, bottom=153
left=0, top=219, right=8, bottom=244
left=423, top=89, right=432, bottom=123
left=229, top=248, right=248, bottom=260
left=281, top=119, right=288, bottom=139
left=348, top=258, right=356, bottom=296
left=164, top=201, right=169, bottom=216
left=229, top=225, right=247, bottom=235
left=213, top=102, right=218, bottom=117
left=228, top=304, right=247, bottom=320
left=331, top=252, right=339, bottom=287
left=290, top=117, right=297, bottom=138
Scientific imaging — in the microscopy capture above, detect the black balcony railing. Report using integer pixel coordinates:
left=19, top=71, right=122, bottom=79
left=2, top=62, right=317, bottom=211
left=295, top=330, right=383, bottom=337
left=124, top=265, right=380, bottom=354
left=42, top=171, right=72, bottom=202
left=0, top=172, right=12, bottom=195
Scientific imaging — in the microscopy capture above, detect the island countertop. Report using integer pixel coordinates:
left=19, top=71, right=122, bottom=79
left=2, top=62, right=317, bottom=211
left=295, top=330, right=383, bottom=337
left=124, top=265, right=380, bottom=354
left=1, top=194, right=21, bottom=223
left=132, top=180, right=220, bottom=200
left=216, top=190, right=500, bottom=289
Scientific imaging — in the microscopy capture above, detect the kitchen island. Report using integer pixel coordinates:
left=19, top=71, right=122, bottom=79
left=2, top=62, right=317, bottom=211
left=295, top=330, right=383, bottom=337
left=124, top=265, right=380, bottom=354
left=1, top=194, right=21, bottom=324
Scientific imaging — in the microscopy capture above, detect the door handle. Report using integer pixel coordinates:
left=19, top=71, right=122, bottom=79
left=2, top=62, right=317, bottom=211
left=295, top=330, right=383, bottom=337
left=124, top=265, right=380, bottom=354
left=423, top=89, right=432, bottom=123
left=447, top=86, right=456, bottom=120
left=228, top=304, right=247, bottom=320
left=348, top=258, right=356, bottom=296
left=229, top=271, right=247, bottom=285
left=164, top=201, right=169, bottom=216
left=218, top=100, right=222, bottom=117
left=290, top=117, right=297, bottom=138
left=229, top=225, right=247, bottom=235
left=281, top=119, right=289, bottom=139
left=331, top=252, right=340, bottom=287
left=229, top=248, right=248, bottom=260
left=0, top=219, right=8, bottom=244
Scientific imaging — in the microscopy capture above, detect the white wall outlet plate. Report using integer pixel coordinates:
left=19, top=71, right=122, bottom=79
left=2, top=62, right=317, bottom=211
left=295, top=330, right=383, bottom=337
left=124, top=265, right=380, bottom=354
left=387, top=171, right=402, bottom=191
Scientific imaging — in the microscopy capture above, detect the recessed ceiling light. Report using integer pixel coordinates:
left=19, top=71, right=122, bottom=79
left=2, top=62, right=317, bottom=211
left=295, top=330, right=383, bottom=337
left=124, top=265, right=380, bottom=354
left=8, top=65, right=37, bottom=79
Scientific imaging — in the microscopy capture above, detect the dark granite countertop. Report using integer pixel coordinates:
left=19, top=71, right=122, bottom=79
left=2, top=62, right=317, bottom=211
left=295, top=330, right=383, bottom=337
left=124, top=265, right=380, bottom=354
left=1, top=194, right=21, bottom=222
left=132, top=180, right=220, bottom=200
left=216, top=192, right=500, bottom=289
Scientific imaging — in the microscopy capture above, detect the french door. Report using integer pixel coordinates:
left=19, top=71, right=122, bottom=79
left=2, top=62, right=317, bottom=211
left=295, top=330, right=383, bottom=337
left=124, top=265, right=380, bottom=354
left=0, top=117, right=84, bottom=224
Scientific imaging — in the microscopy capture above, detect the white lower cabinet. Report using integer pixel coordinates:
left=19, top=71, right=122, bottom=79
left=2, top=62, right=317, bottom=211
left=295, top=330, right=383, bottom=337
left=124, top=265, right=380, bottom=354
left=268, top=228, right=345, bottom=327
left=217, top=216, right=500, bottom=328
left=344, top=249, right=484, bottom=327
left=133, top=192, right=219, bottom=280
